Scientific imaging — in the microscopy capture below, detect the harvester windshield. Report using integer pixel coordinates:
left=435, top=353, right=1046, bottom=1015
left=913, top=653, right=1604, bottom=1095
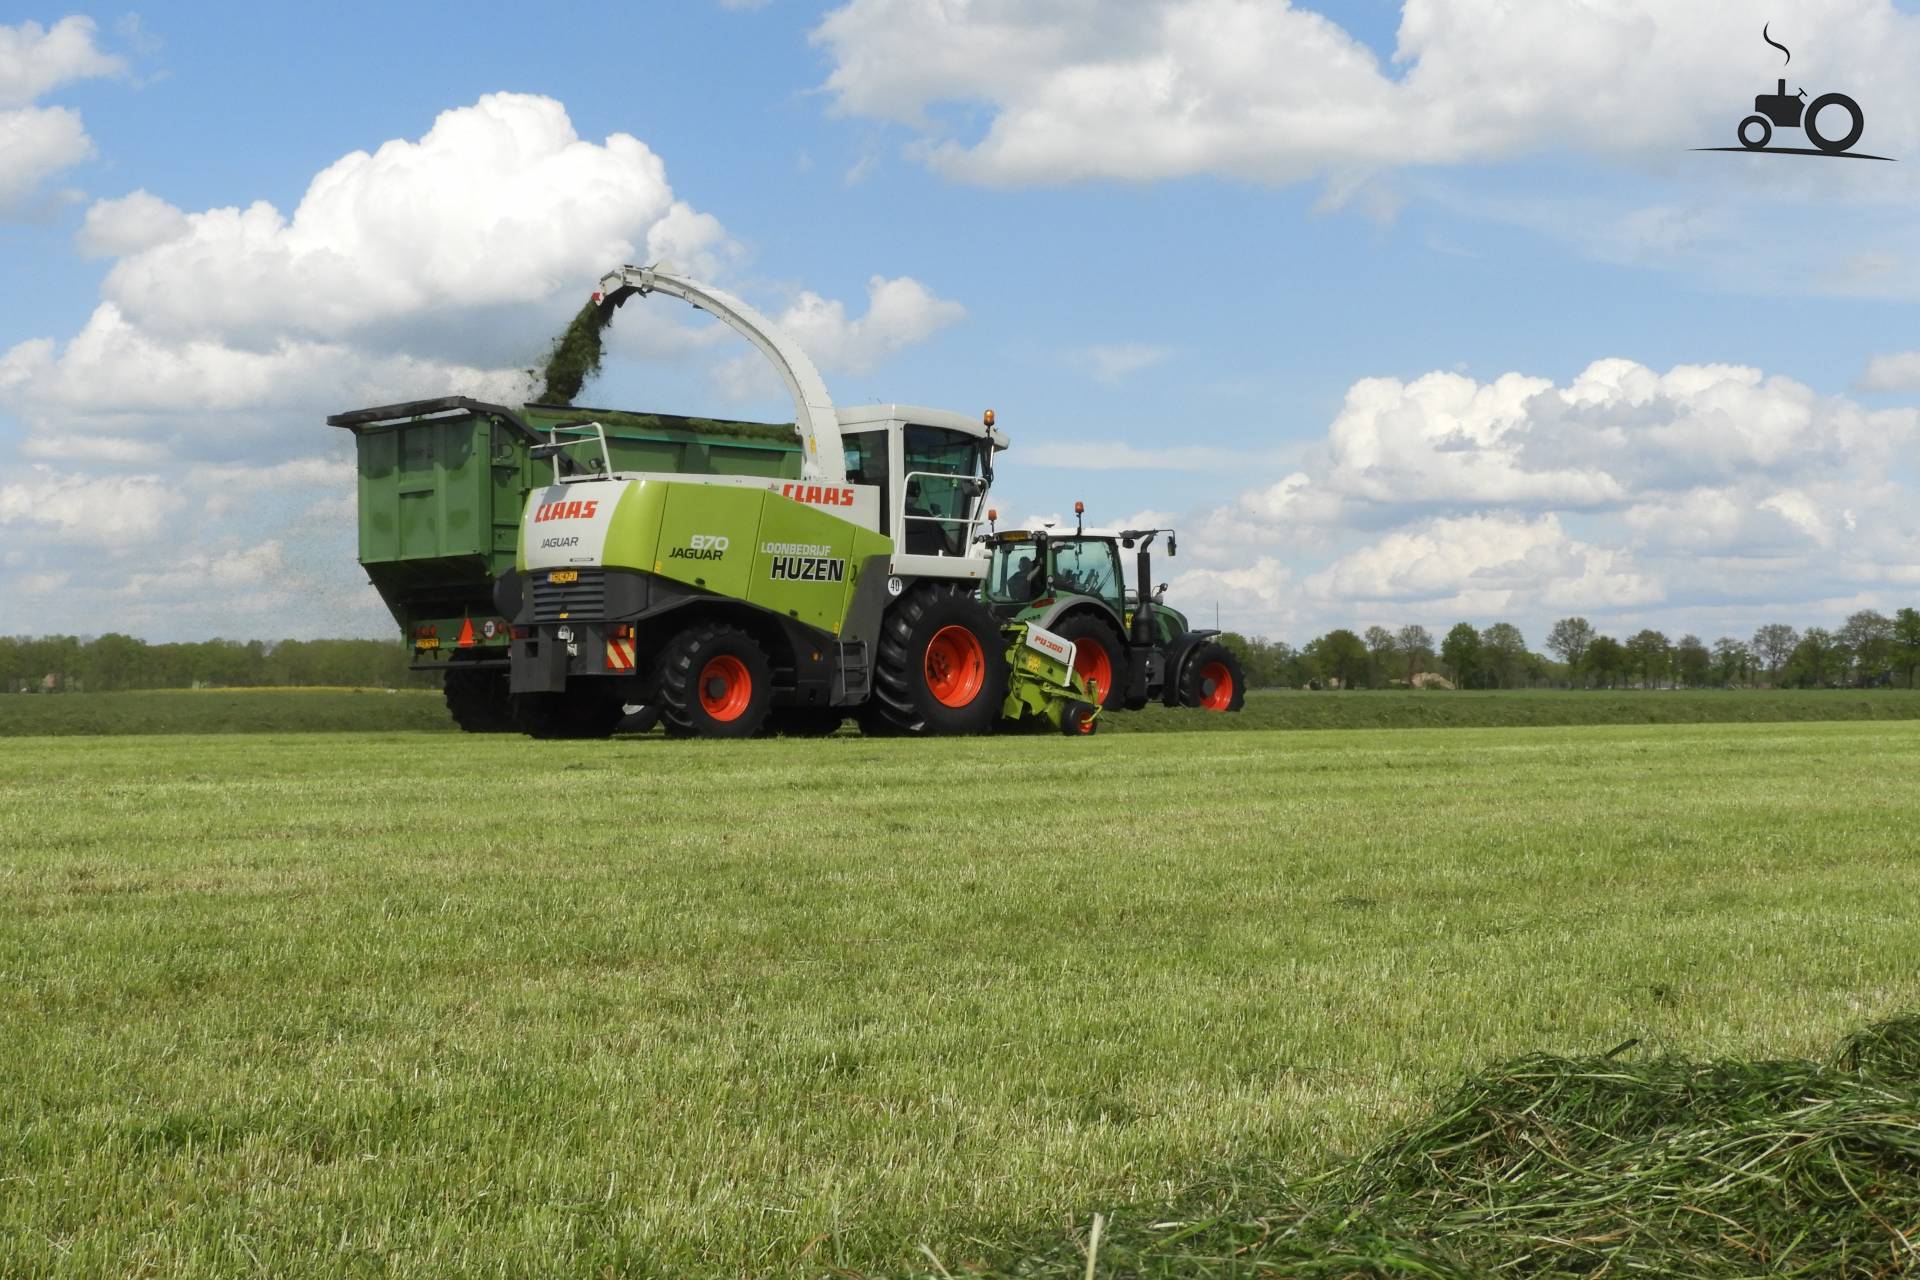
left=901, top=426, right=991, bottom=556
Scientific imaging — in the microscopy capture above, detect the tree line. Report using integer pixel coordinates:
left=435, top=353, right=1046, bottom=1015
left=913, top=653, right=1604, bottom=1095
left=1, top=634, right=433, bottom=693
left=1221, top=608, right=1920, bottom=690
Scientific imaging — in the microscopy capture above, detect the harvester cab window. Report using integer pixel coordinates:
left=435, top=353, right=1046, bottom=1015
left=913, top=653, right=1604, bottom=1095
left=901, top=426, right=987, bottom=556
left=843, top=431, right=891, bottom=532
left=1049, top=539, right=1124, bottom=608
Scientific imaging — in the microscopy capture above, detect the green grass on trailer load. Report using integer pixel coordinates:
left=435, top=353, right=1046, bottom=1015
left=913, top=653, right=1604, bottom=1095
left=3, top=719, right=1919, bottom=1277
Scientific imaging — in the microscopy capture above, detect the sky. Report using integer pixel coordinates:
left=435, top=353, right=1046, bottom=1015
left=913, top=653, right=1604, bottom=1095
left=4, top=0, right=1920, bottom=650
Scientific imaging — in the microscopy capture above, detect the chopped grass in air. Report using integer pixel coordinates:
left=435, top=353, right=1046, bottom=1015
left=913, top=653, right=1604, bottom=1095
left=536, top=299, right=615, bottom=404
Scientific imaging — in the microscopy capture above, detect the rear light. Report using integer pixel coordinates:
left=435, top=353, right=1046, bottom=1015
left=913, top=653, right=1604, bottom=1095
left=1034, top=597, right=1055, bottom=608
left=510, top=625, right=531, bottom=640
left=414, top=625, right=438, bottom=638
left=614, top=623, right=635, bottom=639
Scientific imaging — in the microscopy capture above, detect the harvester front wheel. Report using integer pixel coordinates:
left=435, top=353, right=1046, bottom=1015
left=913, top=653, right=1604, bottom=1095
left=1178, top=642, right=1246, bottom=713
left=864, top=583, right=1009, bottom=736
left=1049, top=614, right=1125, bottom=710
left=657, top=624, right=772, bottom=739
left=444, top=664, right=513, bottom=732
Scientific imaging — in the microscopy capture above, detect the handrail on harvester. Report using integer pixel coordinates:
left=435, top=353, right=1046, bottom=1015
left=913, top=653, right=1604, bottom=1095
left=594, top=265, right=845, bottom=485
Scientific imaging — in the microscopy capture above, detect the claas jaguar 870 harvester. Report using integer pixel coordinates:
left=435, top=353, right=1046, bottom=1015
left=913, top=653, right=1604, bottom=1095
left=334, top=266, right=1100, bottom=739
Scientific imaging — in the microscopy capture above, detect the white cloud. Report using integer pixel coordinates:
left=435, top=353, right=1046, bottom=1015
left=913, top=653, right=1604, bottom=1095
left=717, top=274, right=965, bottom=395
left=76, top=189, right=189, bottom=257
left=1073, top=343, right=1168, bottom=385
left=0, top=466, right=185, bottom=546
left=1857, top=350, right=1920, bottom=391
left=0, top=17, right=122, bottom=214
left=812, top=1, right=1920, bottom=190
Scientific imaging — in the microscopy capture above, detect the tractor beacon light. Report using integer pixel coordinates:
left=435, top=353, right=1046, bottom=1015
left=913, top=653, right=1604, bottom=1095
left=983, top=409, right=995, bottom=427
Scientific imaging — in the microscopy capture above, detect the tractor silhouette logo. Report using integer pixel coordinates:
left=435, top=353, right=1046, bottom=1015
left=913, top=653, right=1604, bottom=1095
left=1697, top=25, right=1891, bottom=162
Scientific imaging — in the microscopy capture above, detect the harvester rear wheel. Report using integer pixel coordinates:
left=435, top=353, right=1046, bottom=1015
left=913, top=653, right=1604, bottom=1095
left=1178, top=642, right=1246, bottom=713
left=656, top=624, right=772, bottom=739
left=1049, top=614, right=1125, bottom=710
left=444, top=664, right=513, bottom=732
left=863, top=583, right=1009, bottom=736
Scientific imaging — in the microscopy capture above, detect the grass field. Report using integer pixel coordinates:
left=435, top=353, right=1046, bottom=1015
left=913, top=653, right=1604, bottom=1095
left=4, top=718, right=1918, bottom=1276
left=6, top=685, right=1920, bottom=736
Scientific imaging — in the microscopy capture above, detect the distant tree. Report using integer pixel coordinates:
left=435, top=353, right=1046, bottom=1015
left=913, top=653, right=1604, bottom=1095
left=1751, top=623, right=1799, bottom=685
left=1363, top=625, right=1397, bottom=687
left=1711, top=636, right=1753, bottom=687
left=1545, top=617, right=1595, bottom=685
left=1895, top=608, right=1920, bottom=688
left=1625, top=629, right=1671, bottom=688
left=1395, top=624, right=1434, bottom=684
left=1308, top=628, right=1370, bottom=689
left=1585, top=635, right=1627, bottom=688
left=1785, top=627, right=1839, bottom=687
left=1440, top=622, right=1482, bottom=689
left=1479, top=622, right=1528, bottom=689
left=1839, top=609, right=1894, bottom=686
left=1674, top=634, right=1711, bottom=688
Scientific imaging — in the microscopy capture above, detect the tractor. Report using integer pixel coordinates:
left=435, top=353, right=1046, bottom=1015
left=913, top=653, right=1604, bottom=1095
left=491, top=266, right=1100, bottom=739
left=979, top=505, right=1246, bottom=714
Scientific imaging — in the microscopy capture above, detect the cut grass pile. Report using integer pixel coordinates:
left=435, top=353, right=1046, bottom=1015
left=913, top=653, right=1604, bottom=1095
left=3, top=721, right=1919, bottom=1277
left=969, top=1016, right=1920, bottom=1278
left=7, top=686, right=1920, bottom=737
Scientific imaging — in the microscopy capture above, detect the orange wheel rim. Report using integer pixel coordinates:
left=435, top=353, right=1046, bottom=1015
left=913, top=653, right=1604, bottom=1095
left=1199, top=661, right=1234, bottom=711
left=1076, top=706, right=1096, bottom=734
left=699, top=655, right=753, bottom=721
left=1073, top=642, right=1112, bottom=703
left=924, top=625, right=985, bottom=708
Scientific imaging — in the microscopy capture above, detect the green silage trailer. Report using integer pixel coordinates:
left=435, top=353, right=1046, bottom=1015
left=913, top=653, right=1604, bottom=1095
left=327, top=396, right=802, bottom=730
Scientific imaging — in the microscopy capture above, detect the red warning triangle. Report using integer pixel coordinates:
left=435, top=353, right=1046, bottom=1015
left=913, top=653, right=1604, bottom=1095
left=456, top=618, right=476, bottom=647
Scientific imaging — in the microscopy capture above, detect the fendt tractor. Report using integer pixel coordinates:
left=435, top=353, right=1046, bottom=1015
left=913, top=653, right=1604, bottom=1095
left=333, top=266, right=1100, bottom=739
left=981, top=506, right=1246, bottom=714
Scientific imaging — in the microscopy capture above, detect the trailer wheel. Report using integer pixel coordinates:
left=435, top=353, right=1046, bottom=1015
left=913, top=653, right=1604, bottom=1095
left=1178, top=642, right=1246, bottom=713
left=1049, top=614, right=1126, bottom=710
left=864, top=583, right=1010, bottom=736
left=513, top=688, right=626, bottom=739
left=444, top=664, right=513, bottom=732
left=656, top=623, right=773, bottom=739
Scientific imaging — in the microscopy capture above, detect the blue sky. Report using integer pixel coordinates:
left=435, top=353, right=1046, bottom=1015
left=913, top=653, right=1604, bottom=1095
left=5, top=1, right=1920, bottom=647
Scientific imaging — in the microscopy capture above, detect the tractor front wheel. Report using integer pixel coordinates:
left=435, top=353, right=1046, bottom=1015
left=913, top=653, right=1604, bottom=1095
left=864, top=583, right=1009, bottom=736
left=656, top=624, right=773, bottom=739
left=1049, top=614, right=1126, bottom=710
left=1178, top=642, right=1246, bottom=713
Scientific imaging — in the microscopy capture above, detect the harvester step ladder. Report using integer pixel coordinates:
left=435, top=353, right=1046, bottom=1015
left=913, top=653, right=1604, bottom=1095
left=833, top=640, right=872, bottom=704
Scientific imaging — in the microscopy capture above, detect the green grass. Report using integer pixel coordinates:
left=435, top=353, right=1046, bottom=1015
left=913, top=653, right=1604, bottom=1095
left=0, top=687, right=450, bottom=735
left=9, top=685, right=1920, bottom=737
left=4, top=720, right=1919, bottom=1276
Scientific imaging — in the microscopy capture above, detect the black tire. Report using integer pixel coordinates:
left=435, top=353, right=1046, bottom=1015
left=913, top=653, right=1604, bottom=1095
left=1737, top=113, right=1771, bottom=150
left=444, top=664, right=513, bottom=732
left=655, top=623, right=772, bottom=739
left=1804, top=93, right=1863, bottom=154
left=764, top=707, right=846, bottom=737
left=863, top=583, right=1010, bottom=736
left=513, top=687, right=625, bottom=739
left=1048, top=613, right=1127, bottom=710
left=1177, top=642, right=1246, bottom=713
left=1060, top=701, right=1099, bottom=736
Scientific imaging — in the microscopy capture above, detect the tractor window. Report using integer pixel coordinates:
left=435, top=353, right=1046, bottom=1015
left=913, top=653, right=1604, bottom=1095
left=842, top=430, right=890, bottom=528
left=1049, top=539, right=1123, bottom=606
left=902, top=426, right=987, bottom=555
left=986, top=541, right=1042, bottom=603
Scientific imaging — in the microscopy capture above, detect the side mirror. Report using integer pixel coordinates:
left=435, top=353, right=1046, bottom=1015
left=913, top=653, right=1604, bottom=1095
left=1167, top=534, right=1178, bottom=557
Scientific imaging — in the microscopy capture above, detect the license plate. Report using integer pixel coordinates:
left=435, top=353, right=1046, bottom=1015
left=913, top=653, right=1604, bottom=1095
left=549, top=569, right=579, bottom=585
left=416, top=637, right=440, bottom=650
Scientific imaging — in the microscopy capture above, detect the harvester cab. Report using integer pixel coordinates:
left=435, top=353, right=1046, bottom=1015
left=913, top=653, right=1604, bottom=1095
left=982, top=508, right=1245, bottom=715
left=492, top=265, right=1097, bottom=739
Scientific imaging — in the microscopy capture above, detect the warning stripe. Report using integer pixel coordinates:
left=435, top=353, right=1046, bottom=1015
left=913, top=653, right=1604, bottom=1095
left=605, top=637, right=637, bottom=671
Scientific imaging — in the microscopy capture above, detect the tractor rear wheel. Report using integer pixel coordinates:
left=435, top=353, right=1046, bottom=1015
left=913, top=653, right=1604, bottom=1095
left=513, top=687, right=626, bottom=739
left=864, top=583, right=1009, bottom=736
left=1049, top=614, right=1125, bottom=710
left=1178, top=642, right=1246, bottom=713
left=656, top=623, right=773, bottom=739
left=444, top=663, right=513, bottom=732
